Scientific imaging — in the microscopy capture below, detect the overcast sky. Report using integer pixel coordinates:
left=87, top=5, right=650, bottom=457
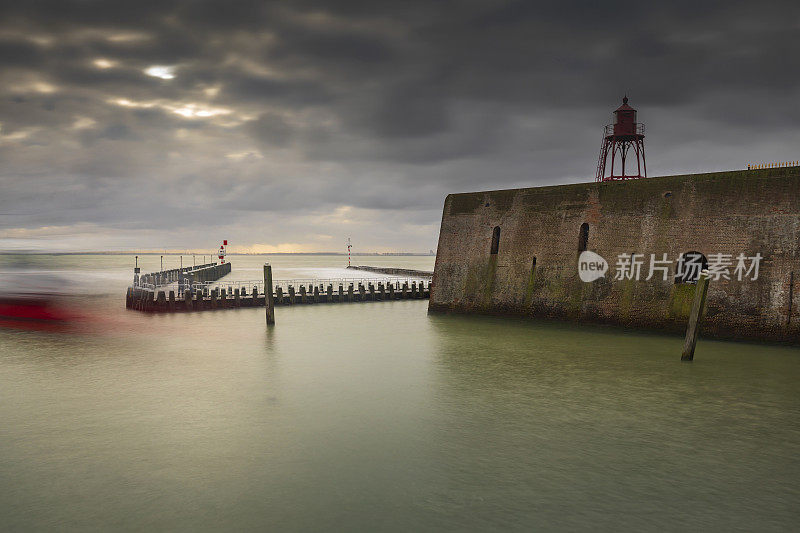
left=1, top=1, right=798, bottom=253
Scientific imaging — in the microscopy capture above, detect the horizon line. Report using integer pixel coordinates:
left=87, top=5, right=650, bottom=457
left=3, top=251, right=437, bottom=256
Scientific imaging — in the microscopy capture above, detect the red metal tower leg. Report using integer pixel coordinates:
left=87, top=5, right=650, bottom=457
left=611, top=141, right=617, bottom=178
left=621, top=144, right=626, bottom=178
left=640, top=139, right=647, bottom=177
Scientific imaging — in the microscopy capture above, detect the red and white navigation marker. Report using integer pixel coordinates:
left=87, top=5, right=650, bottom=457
left=219, top=240, right=227, bottom=264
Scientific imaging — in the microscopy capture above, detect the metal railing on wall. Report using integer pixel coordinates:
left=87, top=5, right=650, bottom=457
left=748, top=161, right=798, bottom=170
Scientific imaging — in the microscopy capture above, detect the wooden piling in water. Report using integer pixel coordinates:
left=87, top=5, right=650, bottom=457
left=264, top=263, right=275, bottom=325
left=681, top=272, right=710, bottom=361
left=156, top=291, right=166, bottom=311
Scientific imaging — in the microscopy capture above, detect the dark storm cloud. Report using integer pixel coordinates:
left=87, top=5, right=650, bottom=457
left=1, top=0, right=799, bottom=251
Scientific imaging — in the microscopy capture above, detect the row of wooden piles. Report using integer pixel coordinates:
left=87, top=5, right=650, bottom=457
left=126, top=280, right=431, bottom=313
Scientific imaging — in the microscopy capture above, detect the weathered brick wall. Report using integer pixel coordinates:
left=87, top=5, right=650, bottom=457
left=429, top=167, right=800, bottom=343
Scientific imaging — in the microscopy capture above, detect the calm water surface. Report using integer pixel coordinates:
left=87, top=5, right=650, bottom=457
left=1, top=255, right=799, bottom=531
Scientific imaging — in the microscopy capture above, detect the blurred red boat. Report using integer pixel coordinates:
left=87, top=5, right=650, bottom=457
left=0, top=272, right=79, bottom=330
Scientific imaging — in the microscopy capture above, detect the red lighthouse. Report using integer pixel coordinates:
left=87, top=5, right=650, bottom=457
left=595, top=96, right=646, bottom=182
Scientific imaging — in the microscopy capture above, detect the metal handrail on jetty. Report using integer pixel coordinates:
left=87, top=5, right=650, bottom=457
left=134, top=262, right=228, bottom=289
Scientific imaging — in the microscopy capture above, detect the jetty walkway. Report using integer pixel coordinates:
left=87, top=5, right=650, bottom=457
left=345, top=265, right=433, bottom=278
left=127, top=277, right=431, bottom=313
left=126, top=262, right=432, bottom=313
left=135, top=262, right=231, bottom=290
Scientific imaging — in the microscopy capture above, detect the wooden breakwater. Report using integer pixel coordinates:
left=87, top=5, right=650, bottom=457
left=135, top=262, right=231, bottom=288
left=126, top=279, right=431, bottom=313
left=346, top=265, right=433, bottom=278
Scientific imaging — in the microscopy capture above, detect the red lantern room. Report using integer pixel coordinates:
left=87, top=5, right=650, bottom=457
left=596, top=96, right=647, bottom=182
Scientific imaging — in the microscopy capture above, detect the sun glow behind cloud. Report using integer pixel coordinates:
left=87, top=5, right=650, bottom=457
left=93, top=58, right=116, bottom=69
left=172, top=104, right=231, bottom=118
left=110, top=98, right=231, bottom=119
left=144, top=65, right=175, bottom=79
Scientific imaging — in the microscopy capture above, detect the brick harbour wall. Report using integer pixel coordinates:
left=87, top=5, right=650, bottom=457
left=429, top=167, right=800, bottom=344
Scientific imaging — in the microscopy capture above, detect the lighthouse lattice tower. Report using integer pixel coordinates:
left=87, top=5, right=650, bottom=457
left=596, top=96, right=647, bottom=182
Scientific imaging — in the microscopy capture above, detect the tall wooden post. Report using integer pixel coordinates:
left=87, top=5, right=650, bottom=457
left=681, top=272, right=710, bottom=361
left=264, top=263, right=275, bottom=325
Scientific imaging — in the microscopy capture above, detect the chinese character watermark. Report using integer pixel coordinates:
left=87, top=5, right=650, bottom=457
left=578, top=251, right=763, bottom=283
left=614, top=253, right=645, bottom=281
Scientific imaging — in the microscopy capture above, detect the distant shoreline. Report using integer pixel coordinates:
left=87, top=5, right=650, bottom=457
left=4, top=251, right=436, bottom=256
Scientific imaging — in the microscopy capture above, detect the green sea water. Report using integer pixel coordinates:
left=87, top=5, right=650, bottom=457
left=1, top=255, right=798, bottom=531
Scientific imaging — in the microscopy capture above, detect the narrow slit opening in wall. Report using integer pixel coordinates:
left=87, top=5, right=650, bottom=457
left=579, top=223, right=589, bottom=252
left=490, top=226, right=501, bottom=255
